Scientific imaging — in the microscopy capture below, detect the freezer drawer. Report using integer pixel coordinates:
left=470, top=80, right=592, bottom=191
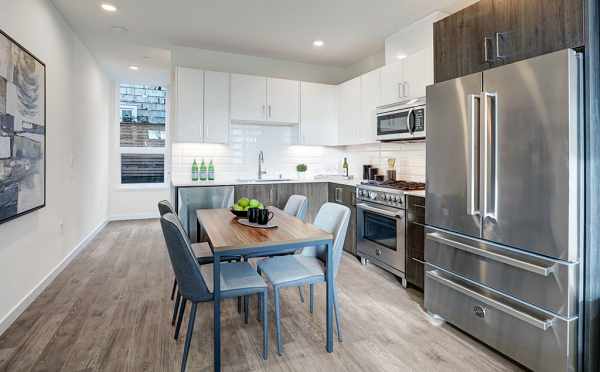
left=425, top=269, right=577, bottom=372
left=425, top=227, right=578, bottom=317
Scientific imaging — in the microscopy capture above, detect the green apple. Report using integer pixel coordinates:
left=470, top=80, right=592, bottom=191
left=249, top=199, right=260, bottom=208
left=238, top=197, right=250, bottom=208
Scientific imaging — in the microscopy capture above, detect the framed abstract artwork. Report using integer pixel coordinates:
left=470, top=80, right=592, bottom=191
left=0, top=29, right=46, bottom=224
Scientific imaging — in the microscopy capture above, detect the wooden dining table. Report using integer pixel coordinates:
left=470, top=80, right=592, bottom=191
left=196, top=206, right=335, bottom=372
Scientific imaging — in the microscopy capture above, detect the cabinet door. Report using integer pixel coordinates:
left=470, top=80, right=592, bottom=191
left=491, top=0, right=584, bottom=68
left=434, top=1, right=493, bottom=83
left=338, top=76, right=361, bottom=145
left=406, top=195, right=425, bottom=290
left=267, top=78, right=300, bottom=123
left=230, top=74, right=267, bottom=122
left=300, top=82, right=338, bottom=146
left=203, top=71, right=229, bottom=144
left=380, top=61, right=404, bottom=106
left=174, top=67, right=204, bottom=142
left=403, top=47, right=434, bottom=100
left=328, top=183, right=357, bottom=255
left=234, top=184, right=276, bottom=206
left=359, top=69, right=380, bottom=144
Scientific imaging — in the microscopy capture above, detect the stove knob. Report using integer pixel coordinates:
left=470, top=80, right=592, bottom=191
left=370, top=192, right=378, bottom=200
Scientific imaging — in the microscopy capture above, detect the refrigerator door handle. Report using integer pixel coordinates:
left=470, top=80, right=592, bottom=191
left=481, top=91, right=498, bottom=222
left=426, top=232, right=556, bottom=276
left=467, top=94, right=481, bottom=216
left=426, top=270, right=555, bottom=331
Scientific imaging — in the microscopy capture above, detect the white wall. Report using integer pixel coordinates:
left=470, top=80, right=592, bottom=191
left=0, top=0, right=111, bottom=333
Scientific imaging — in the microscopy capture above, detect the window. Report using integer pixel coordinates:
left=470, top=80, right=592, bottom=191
left=119, top=84, right=167, bottom=185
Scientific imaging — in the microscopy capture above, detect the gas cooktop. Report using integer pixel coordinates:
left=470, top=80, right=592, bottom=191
left=360, top=180, right=426, bottom=191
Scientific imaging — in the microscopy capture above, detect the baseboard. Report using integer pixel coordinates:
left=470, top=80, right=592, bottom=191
left=108, top=212, right=158, bottom=221
left=0, top=219, right=108, bottom=337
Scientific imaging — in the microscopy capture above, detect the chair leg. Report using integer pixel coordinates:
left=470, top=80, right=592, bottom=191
left=237, top=297, right=242, bottom=314
left=172, top=292, right=181, bottom=326
left=309, top=284, right=314, bottom=314
left=333, top=287, right=342, bottom=342
left=171, top=278, right=178, bottom=301
left=257, top=293, right=262, bottom=322
left=298, top=286, right=305, bottom=303
left=244, top=296, right=249, bottom=324
left=262, top=290, right=269, bottom=360
left=181, top=303, right=197, bottom=372
left=175, top=298, right=187, bottom=340
left=274, top=286, right=283, bottom=356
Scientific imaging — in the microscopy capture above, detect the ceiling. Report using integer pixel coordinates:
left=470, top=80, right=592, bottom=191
left=51, top=0, right=476, bottom=82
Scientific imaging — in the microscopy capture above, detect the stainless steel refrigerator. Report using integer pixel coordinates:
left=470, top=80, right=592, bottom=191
left=424, top=49, right=583, bottom=372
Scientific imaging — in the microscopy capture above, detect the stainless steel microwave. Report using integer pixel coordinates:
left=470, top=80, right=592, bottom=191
left=376, top=98, right=426, bottom=141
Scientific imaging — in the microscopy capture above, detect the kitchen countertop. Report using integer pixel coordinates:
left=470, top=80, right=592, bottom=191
left=171, top=177, right=426, bottom=197
left=171, top=177, right=360, bottom=188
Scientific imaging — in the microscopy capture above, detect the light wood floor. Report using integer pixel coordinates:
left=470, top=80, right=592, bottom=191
left=0, top=220, right=524, bottom=372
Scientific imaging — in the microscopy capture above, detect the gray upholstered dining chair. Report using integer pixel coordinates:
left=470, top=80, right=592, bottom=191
left=242, top=194, right=309, bottom=317
left=160, top=213, right=269, bottom=371
left=158, top=200, right=241, bottom=339
left=256, top=202, right=350, bottom=355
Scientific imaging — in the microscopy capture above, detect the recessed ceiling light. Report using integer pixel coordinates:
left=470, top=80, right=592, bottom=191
left=313, top=40, right=324, bottom=47
left=101, top=3, right=117, bottom=12
left=129, top=65, right=139, bottom=71
left=111, top=26, right=128, bottom=33
left=396, top=54, right=407, bottom=60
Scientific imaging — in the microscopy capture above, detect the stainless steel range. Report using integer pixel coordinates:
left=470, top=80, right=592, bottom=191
left=356, top=181, right=425, bottom=287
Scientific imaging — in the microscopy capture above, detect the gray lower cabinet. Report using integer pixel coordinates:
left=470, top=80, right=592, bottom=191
left=234, top=184, right=277, bottom=207
left=274, top=182, right=328, bottom=223
left=328, top=183, right=357, bottom=256
left=233, top=182, right=329, bottom=223
left=406, top=195, right=425, bottom=290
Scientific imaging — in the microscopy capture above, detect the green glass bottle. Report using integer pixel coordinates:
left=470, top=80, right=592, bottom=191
left=199, top=159, right=208, bottom=181
left=342, top=157, right=349, bottom=177
left=191, top=159, right=199, bottom=181
left=208, top=160, right=215, bottom=181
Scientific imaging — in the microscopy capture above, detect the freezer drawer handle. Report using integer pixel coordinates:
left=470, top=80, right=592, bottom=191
left=427, top=270, right=554, bottom=331
left=426, top=232, right=555, bottom=277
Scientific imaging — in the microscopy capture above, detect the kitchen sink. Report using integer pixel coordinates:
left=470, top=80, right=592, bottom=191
left=237, top=177, right=292, bottom=183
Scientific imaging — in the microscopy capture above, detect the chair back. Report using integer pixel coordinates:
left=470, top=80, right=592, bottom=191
left=158, top=200, right=175, bottom=217
left=302, top=202, right=350, bottom=278
left=283, top=195, right=308, bottom=221
left=159, top=213, right=211, bottom=302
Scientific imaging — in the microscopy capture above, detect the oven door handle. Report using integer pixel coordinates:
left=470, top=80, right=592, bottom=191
left=357, top=203, right=401, bottom=218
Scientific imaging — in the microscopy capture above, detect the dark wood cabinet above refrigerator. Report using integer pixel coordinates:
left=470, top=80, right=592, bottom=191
left=434, top=0, right=585, bottom=83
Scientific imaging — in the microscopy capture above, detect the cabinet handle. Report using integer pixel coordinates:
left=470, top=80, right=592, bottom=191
left=335, top=188, right=343, bottom=203
left=262, top=105, right=266, bottom=117
left=404, top=82, right=410, bottom=99
left=483, top=37, right=493, bottom=63
left=268, top=105, right=272, bottom=118
left=495, top=32, right=506, bottom=60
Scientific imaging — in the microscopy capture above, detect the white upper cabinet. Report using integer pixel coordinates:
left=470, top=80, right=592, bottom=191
left=360, top=69, right=381, bottom=144
left=174, top=67, right=204, bottom=143
left=380, top=61, right=405, bottom=107
left=403, top=47, right=433, bottom=100
left=230, top=73, right=267, bottom=122
left=230, top=74, right=299, bottom=124
left=267, top=78, right=300, bottom=124
left=300, top=82, right=338, bottom=146
left=380, top=47, right=433, bottom=106
left=203, top=71, right=229, bottom=144
left=338, top=76, right=361, bottom=146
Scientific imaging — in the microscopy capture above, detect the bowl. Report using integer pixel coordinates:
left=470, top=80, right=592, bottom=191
left=230, top=208, right=248, bottom=218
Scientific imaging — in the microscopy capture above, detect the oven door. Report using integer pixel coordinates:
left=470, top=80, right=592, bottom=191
left=356, top=202, right=406, bottom=275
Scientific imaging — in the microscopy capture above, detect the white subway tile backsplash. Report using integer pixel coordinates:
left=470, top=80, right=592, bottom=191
left=171, top=124, right=425, bottom=183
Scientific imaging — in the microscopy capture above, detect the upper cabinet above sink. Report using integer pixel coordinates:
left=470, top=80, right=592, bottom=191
left=230, top=74, right=300, bottom=124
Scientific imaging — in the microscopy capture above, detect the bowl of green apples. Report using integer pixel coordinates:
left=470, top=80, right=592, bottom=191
left=230, top=197, right=264, bottom=218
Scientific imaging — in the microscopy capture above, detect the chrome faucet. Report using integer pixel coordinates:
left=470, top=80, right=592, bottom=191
left=258, top=150, right=267, bottom=179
